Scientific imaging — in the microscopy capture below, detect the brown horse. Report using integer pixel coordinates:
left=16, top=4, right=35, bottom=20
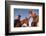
left=20, top=18, right=29, bottom=26
left=14, top=18, right=29, bottom=27
left=14, top=16, right=39, bottom=27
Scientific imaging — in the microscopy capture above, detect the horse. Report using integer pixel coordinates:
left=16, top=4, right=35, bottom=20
left=14, top=16, right=39, bottom=27
left=14, top=17, right=29, bottom=27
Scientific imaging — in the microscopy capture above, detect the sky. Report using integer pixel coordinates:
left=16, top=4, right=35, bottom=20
left=14, top=8, right=39, bottom=20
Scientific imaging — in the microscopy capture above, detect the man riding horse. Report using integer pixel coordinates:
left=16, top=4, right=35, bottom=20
left=14, top=10, right=39, bottom=27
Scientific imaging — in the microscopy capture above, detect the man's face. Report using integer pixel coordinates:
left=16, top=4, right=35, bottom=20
left=15, top=16, right=19, bottom=19
left=32, top=12, right=36, bottom=17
